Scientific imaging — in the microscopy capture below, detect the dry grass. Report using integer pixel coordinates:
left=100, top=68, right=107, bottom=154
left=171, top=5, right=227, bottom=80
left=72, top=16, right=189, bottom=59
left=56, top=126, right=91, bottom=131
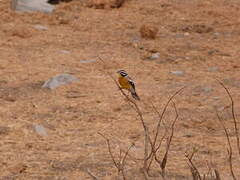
left=0, top=0, right=240, bottom=179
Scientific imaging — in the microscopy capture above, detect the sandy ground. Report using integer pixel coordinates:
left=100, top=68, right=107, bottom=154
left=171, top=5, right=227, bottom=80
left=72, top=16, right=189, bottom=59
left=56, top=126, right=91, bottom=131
left=0, top=0, right=240, bottom=179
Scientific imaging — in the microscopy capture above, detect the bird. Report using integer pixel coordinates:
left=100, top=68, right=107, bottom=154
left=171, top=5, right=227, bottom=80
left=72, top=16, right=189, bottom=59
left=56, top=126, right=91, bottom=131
left=117, top=70, right=140, bottom=100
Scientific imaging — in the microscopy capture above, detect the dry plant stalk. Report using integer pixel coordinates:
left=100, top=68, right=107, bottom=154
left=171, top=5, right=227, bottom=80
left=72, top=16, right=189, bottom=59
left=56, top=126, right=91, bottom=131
left=86, top=169, right=99, bottom=180
left=154, top=103, right=179, bottom=177
left=185, top=150, right=202, bottom=180
left=215, top=109, right=236, bottom=180
left=185, top=150, right=222, bottom=180
left=217, top=80, right=240, bottom=155
left=98, top=132, right=134, bottom=180
left=214, top=169, right=221, bottom=180
left=146, top=88, right=184, bottom=174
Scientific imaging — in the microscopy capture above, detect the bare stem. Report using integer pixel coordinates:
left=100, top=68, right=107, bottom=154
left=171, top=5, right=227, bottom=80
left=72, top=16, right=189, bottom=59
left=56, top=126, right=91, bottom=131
left=98, top=132, right=119, bottom=170
left=185, top=150, right=202, bottom=180
left=215, top=109, right=236, bottom=180
left=152, top=87, right=185, bottom=151
left=217, top=79, right=240, bottom=155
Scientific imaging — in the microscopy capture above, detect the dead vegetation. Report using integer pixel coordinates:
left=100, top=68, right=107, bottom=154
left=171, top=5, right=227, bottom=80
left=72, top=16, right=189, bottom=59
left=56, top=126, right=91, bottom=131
left=95, top=58, right=240, bottom=179
left=1, top=0, right=240, bottom=179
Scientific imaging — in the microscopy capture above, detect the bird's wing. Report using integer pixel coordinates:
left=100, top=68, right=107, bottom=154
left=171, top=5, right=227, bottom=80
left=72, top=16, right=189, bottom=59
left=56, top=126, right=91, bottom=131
left=126, top=76, right=136, bottom=90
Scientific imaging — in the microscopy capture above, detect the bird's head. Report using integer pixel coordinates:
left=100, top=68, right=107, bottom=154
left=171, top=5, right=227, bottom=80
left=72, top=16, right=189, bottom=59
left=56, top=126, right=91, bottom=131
left=117, top=70, right=128, bottom=77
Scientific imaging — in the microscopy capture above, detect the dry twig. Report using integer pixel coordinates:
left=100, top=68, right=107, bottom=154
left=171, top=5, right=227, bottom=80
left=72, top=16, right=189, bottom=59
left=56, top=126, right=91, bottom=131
left=98, top=132, right=134, bottom=180
left=155, top=103, right=179, bottom=176
left=215, top=109, right=236, bottom=180
left=86, top=169, right=99, bottom=180
left=216, top=79, right=240, bottom=155
left=185, top=149, right=202, bottom=180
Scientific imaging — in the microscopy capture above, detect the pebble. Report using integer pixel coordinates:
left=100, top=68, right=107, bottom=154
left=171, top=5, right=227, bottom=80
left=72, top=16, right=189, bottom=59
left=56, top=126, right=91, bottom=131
left=170, top=71, right=184, bottom=76
left=12, top=0, right=54, bottom=13
left=34, top=124, right=48, bottom=137
left=79, top=59, right=96, bottom=64
left=42, top=73, right=79, bottom=89
left=208, top=66, right=218, bottom=72
left=59, top=50, right=71, bottom=54
left=202, top=87, right=212, bottom=93
left=149, top=52, right=160, bottom=60
left=33, top=25, right=48, bottom=31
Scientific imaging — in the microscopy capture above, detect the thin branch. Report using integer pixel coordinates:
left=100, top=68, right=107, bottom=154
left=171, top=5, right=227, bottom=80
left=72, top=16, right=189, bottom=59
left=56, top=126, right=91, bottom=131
left=214, top=169, right=221, bottom=180
left=121, top=143, right=134, bottom=180
left=217, top=79, right=240, bottom=155
left=98, top=132, right=119, bottom=170
left=145, top=89, right=184, bottom=172
left=161, top=103, right=178, bottom=171
left=205, top=161, right=212, bottom=180
left=155, top=103, right=179, bottom=176
left=215, top=109, right=236, bottom=180
left=185, top=151, right=202, bottom=180
left=147, top=129, right=167, bottom=172
left=86, top=169, right=99, bottom=180
left=152, top=87, right=185, bottom=150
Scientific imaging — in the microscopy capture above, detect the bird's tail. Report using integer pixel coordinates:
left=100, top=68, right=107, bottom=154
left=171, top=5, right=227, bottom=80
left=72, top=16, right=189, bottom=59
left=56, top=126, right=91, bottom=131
left=131, top=91, right=140, bottom=101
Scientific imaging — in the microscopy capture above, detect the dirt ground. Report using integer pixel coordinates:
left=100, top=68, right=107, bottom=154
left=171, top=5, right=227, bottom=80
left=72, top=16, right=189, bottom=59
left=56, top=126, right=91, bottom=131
left=0, top=0, right=240, bottom=179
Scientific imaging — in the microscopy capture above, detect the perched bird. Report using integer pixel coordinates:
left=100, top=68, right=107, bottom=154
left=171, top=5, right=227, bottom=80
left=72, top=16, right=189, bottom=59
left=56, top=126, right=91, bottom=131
left=117, top=70, right=140, bottom=100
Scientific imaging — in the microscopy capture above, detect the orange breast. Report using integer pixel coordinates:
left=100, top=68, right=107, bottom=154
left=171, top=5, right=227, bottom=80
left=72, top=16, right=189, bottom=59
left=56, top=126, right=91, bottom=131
left=118, top=76, right=130, bottom=89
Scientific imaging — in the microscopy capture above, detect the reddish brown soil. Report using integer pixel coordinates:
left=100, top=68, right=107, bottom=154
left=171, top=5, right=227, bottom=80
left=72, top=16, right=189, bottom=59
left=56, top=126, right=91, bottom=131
left=0, top=0, right=240, bottom=179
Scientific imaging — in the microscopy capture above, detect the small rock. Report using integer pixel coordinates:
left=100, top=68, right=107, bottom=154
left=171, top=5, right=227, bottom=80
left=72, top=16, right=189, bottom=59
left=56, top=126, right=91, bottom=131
left=148, top=52, right=160, bottom=60
left=170, top=71, right=184, bottom=76
left=11, top=0, right=54, bottom=13
left=34, top=124, right=48, bottom=137
left=208, top=66, right=218, bottom=72
left=174, top=33, right=185, bottom=38
left=208, top=49, right=219, bottom=55
left=202, top=87, right=212, bottom=93
left=59, top=50, right=71, bottom=54
left=214, top=32, right=220, bottom=36
left=33, top=24, right=48, bottom=31
left=212, top=96, right=220, bottom=100
left=79, top=59, right=96, bottom=64
left=42, top=73, right=78, bottom=89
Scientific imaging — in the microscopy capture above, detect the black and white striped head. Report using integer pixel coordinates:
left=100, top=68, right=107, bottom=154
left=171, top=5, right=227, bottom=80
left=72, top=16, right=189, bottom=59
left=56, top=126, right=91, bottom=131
left=117, top=70, right=128, bottom=77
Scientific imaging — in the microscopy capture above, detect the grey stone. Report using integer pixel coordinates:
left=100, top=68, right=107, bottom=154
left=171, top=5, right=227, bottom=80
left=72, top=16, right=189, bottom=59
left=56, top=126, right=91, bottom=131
left=34, top=124, right=48, bottom=137
left=202, top=87, right=212, bottom=93
left=208, top=66, right=218, bottom=72
left=170, top=71, right=184, bottom=76
left=79, top=59, right=96, bottom=64
left=59, top=50, right=71, bottom=54
left=11, top=0, right=54, bottom=13
left=174, top=34, right=185, bottom=38
left=42, top=74, right=79, bottom=90
left=149, top=52, right=160, bottom=60
left=11, top=0, right=53, bottom=13
left=33, top=24, right=48, bottom=31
